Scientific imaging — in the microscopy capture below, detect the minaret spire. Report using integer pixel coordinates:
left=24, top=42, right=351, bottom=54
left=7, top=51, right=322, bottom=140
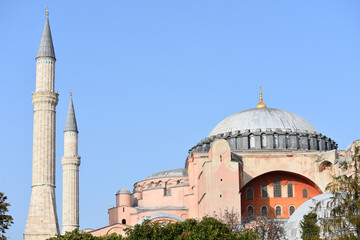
left=256, top=86, right=267, bottom=108
left=65, top=91, right=78, bottom=132
left=37, top=9, right=55, bottom=59
left=62, top=93, right=81, bottom=234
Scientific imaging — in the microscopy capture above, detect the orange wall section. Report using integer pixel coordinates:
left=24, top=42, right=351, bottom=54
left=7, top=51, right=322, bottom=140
left=241, top=171, right=322, bottom=218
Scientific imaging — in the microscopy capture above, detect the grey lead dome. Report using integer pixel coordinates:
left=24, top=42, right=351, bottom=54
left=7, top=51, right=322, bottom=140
left=116, top=187, right=131, bottom=195
left=209, top=108, right=317, bottom=137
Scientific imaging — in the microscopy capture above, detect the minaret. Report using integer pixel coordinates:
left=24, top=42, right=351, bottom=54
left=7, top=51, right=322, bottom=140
left=61, top=92, right=81, bottom=234
left=24, top=10, right=60, bottom=240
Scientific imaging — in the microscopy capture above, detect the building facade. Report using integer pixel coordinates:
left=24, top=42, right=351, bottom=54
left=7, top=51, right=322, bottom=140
left=90, top=90, right=345, bottom=236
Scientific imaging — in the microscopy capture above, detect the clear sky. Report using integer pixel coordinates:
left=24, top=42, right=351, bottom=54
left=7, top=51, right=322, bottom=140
left=1, top=1, right=359, bottom=239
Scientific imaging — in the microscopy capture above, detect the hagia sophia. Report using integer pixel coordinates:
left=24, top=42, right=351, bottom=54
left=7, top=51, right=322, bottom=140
left=89, top=86, right=347, bottom=236
left=24, top=10, right=358, bottom=240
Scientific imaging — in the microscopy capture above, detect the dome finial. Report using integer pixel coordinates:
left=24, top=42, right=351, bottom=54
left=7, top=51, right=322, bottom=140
left=46, top=7, right=49, bottom=17
left=256, top=85, right=267, bottom=108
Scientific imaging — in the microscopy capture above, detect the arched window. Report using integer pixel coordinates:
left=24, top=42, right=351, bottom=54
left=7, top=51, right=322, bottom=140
left=261, top=134, right=267, bottom=148
left=288, top=183, right=293, bottom=197
left=261, top=206, right=268, bottom=216
left=122, top=219, right=126, bottom=224
left=247, top=206, right=254, bottom=216
left=274, top=178, right=282, bottom=198
left=275, top=206, right=282, bottom=216
left=246, top=188, right=254, bottom=200
left=285, top=134, right=290, bottom=148
left=274, top=134, right=279, bottom=148
left=261, top=183, right=268, bottom=198
left=303, top=188, right=308, bottom=198
left=289, top=206, right=296, bottom=216
left=249, top=134, right=255, bottom=148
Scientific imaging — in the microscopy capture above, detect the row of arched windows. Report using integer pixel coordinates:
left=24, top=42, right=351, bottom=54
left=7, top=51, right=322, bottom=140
left=247, top=205, right=296, bottom=216
left=246, top=179, right=309, bottom=199
left=249, top=134, right=281, bottom=149
left=247, top=133, right=333, bottom=150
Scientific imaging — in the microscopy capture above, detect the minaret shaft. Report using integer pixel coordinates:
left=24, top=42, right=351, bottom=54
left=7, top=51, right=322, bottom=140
left=24, top=15, right=59, bottom=240
left=62, top=96, right=80, bottom=234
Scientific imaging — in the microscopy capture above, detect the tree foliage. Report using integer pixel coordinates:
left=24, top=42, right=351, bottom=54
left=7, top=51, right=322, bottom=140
left=48, top=217, right=259, bottom=240
left=242, top=215, right=285, bottom=240
left=0, top=192, right=13, bottom=240
left=316, top=145, right=360, bottom=239
left=299, top=213, right=320, bottom=240
left=47, top=229, right=124, bottom=240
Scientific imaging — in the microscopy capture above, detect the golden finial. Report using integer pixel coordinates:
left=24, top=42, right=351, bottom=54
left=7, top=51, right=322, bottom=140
left=46, top=7, right=49, bottom=17
left=256, top=86, right=267, bottom=108
left=70, top=90, right=72, bottom=97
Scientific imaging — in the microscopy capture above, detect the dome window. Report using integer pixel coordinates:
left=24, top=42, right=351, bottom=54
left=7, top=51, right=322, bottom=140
left=261, top=205, right=268, bottom=216
left=261, top=183, right=268, bottom=198
left=274, top=178, right=282, bottom=198
left=249, top=134, right=255, bottom=149
left=274, top=134, right=279, bottom=148
left=275, top=206, right=282, bottom=216
left=285, top=134, right=290, bottom=149
left=247, top=206, right=254, bottom=216
left=289, top=206, right=296, bottom=216
left=288, top=183, right=293, bottom=197
left=246, top=188, right=254, bottom=200
left=261, top=134, right=267, bottom=148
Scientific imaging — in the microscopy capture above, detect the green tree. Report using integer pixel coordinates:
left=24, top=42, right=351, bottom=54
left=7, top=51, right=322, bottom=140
left=0, top=192, right=13, bottom=240
left=47, top=229, right=125, bottom=240
left=48, top=217, right=259, bottom=240
left=316, top=145, right=360, bottom=239
left=299, top=212, right=320, bottom=240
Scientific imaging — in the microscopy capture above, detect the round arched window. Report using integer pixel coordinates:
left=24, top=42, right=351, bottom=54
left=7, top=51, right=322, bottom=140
left=275, top=206, right=282, bottom=216
left=289, top=206, right=296, bottom=216
left=261, top=206, right=268, bottom=216
left=261, top=134, right=267, bottom=148
left=247, top=206, right=254, bottom=216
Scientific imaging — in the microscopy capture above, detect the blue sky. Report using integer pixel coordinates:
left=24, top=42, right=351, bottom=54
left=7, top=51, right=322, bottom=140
left=1, top=1, right=359, bottom=239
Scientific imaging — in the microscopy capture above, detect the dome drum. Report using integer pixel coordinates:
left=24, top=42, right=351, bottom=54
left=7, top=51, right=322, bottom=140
left=189, top=129, right=337, bottom=154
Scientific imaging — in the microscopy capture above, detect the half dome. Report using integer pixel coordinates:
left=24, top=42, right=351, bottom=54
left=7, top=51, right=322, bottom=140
left=209, top=108, right=317, bottom=137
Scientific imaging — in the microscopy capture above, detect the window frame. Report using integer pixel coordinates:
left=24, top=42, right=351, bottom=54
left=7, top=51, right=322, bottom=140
left=273, top=178, right=282, bottom=198
left=275, top=205, right=282, bottom=216
left=246, top=187, right=254, bottom=200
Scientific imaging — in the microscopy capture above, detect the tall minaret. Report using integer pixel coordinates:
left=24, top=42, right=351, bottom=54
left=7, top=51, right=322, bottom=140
left=61, top=92, right=81, bottom=234
left=24, top=10, right=60, bottom=240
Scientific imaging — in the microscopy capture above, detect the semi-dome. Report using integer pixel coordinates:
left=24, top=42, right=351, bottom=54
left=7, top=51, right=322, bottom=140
left=209, top=108, right=317, bottom=137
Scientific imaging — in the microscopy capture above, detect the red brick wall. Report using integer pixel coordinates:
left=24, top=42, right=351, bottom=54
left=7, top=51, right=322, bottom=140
left=241, top=171, right=322, bottom=218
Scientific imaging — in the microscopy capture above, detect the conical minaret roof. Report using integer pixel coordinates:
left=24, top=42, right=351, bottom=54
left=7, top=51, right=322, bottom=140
left=65, top=93, right=78, bottom=132
left=36, top=10, right=55, bottom=59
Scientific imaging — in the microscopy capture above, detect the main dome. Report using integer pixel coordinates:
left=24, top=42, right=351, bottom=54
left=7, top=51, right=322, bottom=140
left=209, top=108, right=317, bottom=137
